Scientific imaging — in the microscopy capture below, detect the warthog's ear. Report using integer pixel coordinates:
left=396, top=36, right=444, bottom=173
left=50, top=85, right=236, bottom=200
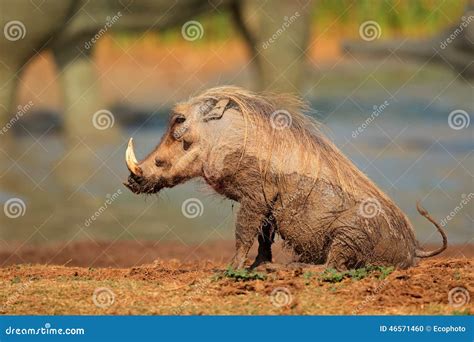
left=202, top=99, right=230, bottom=122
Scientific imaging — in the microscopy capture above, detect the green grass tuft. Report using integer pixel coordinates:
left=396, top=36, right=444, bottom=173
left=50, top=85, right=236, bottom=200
left=221, top=267, right=267, bottom=281
left=452, top=308, right=470, bottom=316
left=320, top=265, right=394, bottom=283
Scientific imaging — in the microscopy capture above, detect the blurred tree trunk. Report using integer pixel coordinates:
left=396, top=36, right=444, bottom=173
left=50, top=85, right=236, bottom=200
left=235, top=0, right=314, bottom=93
left=52, top=41, right=119, bottom=142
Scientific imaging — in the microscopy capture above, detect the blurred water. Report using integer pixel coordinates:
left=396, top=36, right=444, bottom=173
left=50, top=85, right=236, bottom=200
left=0, top=94, right=472, bottom=247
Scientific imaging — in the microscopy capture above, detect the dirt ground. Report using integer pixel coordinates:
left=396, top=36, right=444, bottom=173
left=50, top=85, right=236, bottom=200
left=0, top=241, right=472, bottom=315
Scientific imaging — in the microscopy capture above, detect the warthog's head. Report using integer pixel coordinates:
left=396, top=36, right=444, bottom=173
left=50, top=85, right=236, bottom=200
left=124, top=94, right=235, bottom=194
left=124, top=86, right=321, bottom=196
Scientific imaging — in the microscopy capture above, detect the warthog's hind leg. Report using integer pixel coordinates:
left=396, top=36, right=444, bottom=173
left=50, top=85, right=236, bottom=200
left=325, top=231, right=370, bottom=271
left=324, top=208, right=371, bottom=271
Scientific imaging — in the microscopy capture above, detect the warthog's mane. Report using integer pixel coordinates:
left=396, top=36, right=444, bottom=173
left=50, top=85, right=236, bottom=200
left=192, top=86, right=391, bottom=203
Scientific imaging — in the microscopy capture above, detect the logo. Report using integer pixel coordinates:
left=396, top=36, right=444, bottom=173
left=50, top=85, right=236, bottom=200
left=92, top=109, right=115, bottom=130
left=92, top=287, right=115, bottom=308
left=448, top=287, right=470, bottom=308
left=358, top=197, right=382, bottom=218
left=270, top=287, right=292, bottom=307
left=270, top=110, right=292, bottom=130
left=359, top=21, right=381, bottom=41
left=4, top=21, right=26, bottom=41
left=181, top=198, right=204, bottom=219
left=448, top=110, right=470, bottom=130
left=181, top=21, right=204, bottom=41
left=3, top=198, right=26, bottom=218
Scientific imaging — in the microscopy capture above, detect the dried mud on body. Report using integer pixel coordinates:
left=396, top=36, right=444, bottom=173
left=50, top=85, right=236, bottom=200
left=0, top=258, right=472, bottom=315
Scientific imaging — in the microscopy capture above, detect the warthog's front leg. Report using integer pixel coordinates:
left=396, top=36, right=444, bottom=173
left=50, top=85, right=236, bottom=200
left=250, top=212, right=276, bottom=268
left=230, top=201, right=266, bottom=269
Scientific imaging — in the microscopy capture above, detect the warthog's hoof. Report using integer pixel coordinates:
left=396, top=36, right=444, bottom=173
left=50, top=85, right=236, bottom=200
left=252, top=262, right=286, bottom=272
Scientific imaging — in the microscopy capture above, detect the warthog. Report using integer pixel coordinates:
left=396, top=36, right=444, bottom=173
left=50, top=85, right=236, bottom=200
left=124, top=86, right=447, bottom=270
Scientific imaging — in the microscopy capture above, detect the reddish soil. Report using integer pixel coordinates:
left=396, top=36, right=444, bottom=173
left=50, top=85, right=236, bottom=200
left=0, top=241, right=472, bottom=315
left=0, top=240, right=472, bottom=268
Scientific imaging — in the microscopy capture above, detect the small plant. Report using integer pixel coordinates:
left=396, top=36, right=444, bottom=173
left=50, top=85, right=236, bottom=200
left=452, top=308, right=470, bottom=316
left=222, top=267, right=266, bottom=281
left=320, top=265, right=394, bottom=283
left=347, top=268, right=369, bottom=280
left=376, top=266, right=394, bottom=279
left=302, top=271, right=315, bottom=285
left=320, top=268, right=345, bottom=283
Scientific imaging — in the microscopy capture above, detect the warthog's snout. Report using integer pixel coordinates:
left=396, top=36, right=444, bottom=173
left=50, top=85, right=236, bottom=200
left=124, top=173, right=164, bottom=194
left=124, top=138, right=168, bottom=194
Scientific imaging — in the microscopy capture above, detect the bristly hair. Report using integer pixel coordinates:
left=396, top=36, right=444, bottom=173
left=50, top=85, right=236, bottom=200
left=192, top=85, right=391, bottom=203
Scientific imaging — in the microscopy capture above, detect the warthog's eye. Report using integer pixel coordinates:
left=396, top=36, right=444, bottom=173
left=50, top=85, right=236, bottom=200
left=174, top=116, right=186, bottom=124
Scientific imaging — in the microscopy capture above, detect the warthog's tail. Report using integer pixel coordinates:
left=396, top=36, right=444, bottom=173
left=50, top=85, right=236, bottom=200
left=415, top=202, right=448, bottom=258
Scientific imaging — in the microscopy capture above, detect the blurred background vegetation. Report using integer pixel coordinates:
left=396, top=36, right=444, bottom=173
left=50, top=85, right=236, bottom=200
left=111, top=0, right=467, bottom=47
left=0, top=0, right=471, bottom=254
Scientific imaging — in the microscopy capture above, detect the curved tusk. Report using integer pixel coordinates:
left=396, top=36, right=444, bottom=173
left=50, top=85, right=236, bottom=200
left=125, top=138, right=142, bottom=176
